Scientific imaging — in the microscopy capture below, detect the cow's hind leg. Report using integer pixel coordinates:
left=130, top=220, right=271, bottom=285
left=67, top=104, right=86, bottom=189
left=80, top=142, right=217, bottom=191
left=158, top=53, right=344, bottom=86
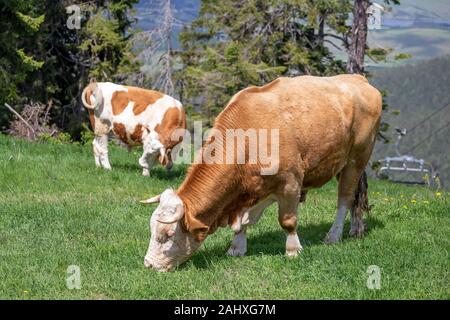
left=325, top=164, right=365, bottom=244
left=349, top=171, right=369, bottom=237
left=93, top=134, right=111, bottom=170
left=278, top=194, right=302, bottom=257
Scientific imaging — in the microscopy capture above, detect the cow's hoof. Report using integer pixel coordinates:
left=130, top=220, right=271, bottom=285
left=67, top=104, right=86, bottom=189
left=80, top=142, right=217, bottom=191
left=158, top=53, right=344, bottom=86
left=349, top=221, right=366, bottom=238
left=142, top=169, right=150, bottom=177
left=103, top=165, right=112, bottom=171
left=324, top=232, right=341, bottom=244
left=349, top=227, right=365, bottom=238
left=285, top=234, right=302, bottom=257
left=285, top=246, right=302, bottom=258
left=227, top=247, right=246, bottom=257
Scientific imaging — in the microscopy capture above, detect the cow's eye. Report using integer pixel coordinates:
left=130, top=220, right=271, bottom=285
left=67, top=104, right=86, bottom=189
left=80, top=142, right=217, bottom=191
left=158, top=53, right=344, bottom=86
left=157, top=234, right=168, bottom=243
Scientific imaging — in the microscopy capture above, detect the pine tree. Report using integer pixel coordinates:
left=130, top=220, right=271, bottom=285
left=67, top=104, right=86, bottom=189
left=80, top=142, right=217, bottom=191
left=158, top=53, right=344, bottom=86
left=0, top=0, right=141, bottom=137
left=0, top=0, right=45, bottom=130
left=177, top=0, right=350, bottom=125
left=79, top=0, right=140, bottom=82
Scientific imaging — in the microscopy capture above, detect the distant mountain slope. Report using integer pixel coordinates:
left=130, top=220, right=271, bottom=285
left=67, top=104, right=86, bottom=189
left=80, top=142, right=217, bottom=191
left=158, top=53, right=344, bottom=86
left=367, top=27, right=450, bottom=65
left=381, top=0, right=450, bottom=27
left=371, top=55, right=450, bottom=186
left=382, top=0, right=450, bottom=22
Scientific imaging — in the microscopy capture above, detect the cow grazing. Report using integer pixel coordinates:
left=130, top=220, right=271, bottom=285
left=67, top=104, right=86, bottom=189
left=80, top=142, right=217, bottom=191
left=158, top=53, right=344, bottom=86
left=141, top=74, right=382, bottom=272
left=81, top=82, right=186, bottom=175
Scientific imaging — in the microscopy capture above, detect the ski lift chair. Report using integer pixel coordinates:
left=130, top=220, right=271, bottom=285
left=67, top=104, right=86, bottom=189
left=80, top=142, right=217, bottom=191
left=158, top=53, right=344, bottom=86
left=376, top=128, right=436, bottom=186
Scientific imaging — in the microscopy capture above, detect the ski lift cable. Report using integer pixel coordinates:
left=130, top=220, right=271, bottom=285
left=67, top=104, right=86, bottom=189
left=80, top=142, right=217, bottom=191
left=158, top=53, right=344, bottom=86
left=407, top=100, right=450, bottom=133
left=407, top=122, right=450, bottom=154
left=373, top=101, right=450, bottom=155
left=440, top=163, right=450, bottom=172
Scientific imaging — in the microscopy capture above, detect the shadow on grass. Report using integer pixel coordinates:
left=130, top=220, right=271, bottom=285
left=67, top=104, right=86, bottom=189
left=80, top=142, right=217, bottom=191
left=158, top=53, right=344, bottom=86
left=112, top=163, right=141, bottom=172
left=186, top=216, right=385, bottom=270
left=111, top=163, right=187, bottom=180
left=150, top=165, right=187, bottom=181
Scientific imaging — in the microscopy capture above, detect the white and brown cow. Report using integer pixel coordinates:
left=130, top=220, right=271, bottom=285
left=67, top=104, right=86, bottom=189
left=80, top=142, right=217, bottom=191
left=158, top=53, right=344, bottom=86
left=140, top=74, right=382, bottom=272
left=81, top=82, right=186, bottom=175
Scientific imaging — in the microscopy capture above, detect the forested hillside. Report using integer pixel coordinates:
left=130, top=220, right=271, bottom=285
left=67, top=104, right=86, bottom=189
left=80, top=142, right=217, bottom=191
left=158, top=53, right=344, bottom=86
left=0, top=0, right=140, bottom=138
left=371, top=55, right=450, bottom=187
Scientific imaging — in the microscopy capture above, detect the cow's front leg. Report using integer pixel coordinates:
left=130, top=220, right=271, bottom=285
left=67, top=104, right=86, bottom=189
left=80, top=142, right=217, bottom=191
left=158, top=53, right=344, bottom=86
left=93, top=135, right=111, bottom=170
left=227, top=228, right=247, bottom=257
left=277, top=193, right=303, bottom=257
left=139, top=154, right=150, bottom=176
left=139, top=153, right=156, bottom=177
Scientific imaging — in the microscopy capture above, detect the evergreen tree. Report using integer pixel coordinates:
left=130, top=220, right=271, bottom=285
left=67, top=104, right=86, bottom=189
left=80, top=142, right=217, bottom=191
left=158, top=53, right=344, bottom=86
left=0, top=0, right=140, bottom=137
left=79, top=0, right=140, bottom=82
left=177, top=0, right=351, bottom=125
left=0, top=0, right=45, bottom=130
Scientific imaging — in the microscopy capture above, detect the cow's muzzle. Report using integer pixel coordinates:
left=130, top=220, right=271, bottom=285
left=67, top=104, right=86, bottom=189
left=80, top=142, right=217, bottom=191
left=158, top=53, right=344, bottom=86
left=144, top=257, right=173, bottom=272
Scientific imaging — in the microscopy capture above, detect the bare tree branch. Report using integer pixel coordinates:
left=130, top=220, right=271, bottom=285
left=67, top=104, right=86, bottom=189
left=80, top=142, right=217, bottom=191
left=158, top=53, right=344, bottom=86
left=4, top=103, right=35, bottom=135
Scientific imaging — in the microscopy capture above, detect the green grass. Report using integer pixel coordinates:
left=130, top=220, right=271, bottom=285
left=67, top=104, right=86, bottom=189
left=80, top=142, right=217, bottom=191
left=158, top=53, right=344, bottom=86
left=0, top=134, right=449, bottom=299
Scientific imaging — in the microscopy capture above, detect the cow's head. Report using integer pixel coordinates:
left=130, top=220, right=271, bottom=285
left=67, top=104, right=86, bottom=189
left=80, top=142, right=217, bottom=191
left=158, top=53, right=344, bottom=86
left=142, top=129, right=173, bottom=170
left=140, top=189, right=201, bottom=271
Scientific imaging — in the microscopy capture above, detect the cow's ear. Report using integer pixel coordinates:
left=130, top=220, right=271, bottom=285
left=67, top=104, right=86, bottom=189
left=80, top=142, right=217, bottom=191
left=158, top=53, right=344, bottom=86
left=183, top=214, right=210, bottom=243
left=192, top=226, right=209, bottom=242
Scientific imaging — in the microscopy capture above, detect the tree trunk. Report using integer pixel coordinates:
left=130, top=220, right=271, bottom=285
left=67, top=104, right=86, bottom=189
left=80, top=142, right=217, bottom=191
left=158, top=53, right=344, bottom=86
left=318, top=13, right=325, bottom=47
left=347, top=0, right=371, bottom=74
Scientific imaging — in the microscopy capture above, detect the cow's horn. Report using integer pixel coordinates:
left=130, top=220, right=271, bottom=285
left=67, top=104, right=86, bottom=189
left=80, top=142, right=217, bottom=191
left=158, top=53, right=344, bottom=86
left=159, top=146, right=167, bottom=162
left=157, top=204, right=184, bottom=224
left=140, top=194, right=161, bottom=204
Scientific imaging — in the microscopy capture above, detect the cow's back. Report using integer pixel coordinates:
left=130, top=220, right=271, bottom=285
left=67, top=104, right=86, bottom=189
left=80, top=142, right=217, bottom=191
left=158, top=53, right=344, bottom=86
left=218, top=74, right=382, bottom=187
left=95, top=83, right=185, bottom=146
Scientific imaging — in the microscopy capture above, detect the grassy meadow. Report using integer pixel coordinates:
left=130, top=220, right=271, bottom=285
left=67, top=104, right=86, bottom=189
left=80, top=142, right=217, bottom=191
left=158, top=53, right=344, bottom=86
left=0, top=134, right=449, bottom=299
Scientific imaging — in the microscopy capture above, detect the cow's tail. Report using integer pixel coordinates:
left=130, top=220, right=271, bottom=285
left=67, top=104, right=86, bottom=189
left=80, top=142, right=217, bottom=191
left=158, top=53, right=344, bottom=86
left=350, top=170, right=371, bottom=237
left=81, top=81, right=103, bottom=110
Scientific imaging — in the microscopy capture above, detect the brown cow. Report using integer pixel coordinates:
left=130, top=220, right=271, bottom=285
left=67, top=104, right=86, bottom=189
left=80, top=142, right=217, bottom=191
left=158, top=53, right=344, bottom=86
left=141, top=74, right=382, bottom=271
left=81, top=81, right=186, bottom=175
